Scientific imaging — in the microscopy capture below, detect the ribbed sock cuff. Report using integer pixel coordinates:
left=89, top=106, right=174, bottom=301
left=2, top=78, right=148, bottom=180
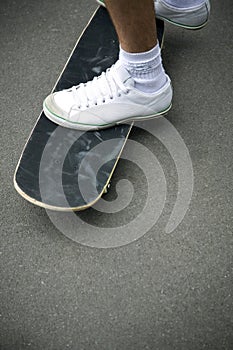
left=119, top=43, right=163, bottom=80
left=118, top=43, right=167, bottom=93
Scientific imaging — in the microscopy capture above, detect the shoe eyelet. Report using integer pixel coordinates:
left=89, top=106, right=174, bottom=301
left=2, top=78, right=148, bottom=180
left=102, top=99, right=106, bottom=103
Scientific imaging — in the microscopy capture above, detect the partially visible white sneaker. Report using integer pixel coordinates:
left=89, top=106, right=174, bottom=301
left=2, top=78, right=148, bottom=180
left=96, top=0, right=210, bottom=30
left=155, top=0, right=210, bottom=29
left=43, top=62, right=172, bottom=131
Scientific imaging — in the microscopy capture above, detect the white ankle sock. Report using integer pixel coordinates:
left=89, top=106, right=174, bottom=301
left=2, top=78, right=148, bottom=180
left=163, top=0, right=205, bottom=9
left=119, top=43, right=167, bottom=94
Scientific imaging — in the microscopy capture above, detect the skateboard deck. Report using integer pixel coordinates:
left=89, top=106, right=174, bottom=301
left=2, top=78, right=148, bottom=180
left=14, top=6, right=165, bottom=211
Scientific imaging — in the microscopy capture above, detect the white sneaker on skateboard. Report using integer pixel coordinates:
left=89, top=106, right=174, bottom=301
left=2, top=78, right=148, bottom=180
left=43, top=61, right=172, bottom=131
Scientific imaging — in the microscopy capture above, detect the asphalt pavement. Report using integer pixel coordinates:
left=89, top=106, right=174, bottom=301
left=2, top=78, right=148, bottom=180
left=0, top=0, right=232, bottom=349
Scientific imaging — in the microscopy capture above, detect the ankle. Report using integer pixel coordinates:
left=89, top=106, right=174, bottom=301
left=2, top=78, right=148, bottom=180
left=119, top=43, right=167, bottom=93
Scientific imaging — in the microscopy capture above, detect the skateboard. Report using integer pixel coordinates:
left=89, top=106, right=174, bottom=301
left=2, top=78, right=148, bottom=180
left=14, top=6, right=165, bottom=211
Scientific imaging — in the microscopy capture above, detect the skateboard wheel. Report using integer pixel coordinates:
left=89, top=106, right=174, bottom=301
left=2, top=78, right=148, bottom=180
left=103, top=183, right=111, bottom=194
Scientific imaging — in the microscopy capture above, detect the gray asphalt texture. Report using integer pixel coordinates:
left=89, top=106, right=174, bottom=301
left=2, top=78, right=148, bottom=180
left=0, top=0, right=232, bottom=349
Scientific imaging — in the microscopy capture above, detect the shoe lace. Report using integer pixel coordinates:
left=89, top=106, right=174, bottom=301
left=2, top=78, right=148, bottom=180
left=70, top=65, right=130, bottom=109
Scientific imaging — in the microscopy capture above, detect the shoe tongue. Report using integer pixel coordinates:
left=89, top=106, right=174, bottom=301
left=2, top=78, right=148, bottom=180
left=113, top=61, right=135, bottom=87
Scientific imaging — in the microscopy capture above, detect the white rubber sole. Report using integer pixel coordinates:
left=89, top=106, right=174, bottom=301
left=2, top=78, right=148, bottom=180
left=96, top=0, right=105, bottom=7
left=156, top=14, right=208, bottom=30
left=43, top=101, right=172, bottom=131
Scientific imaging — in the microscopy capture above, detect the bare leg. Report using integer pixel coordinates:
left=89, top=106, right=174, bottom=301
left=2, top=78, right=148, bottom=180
left=105, top=0, right=157, bottom=53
